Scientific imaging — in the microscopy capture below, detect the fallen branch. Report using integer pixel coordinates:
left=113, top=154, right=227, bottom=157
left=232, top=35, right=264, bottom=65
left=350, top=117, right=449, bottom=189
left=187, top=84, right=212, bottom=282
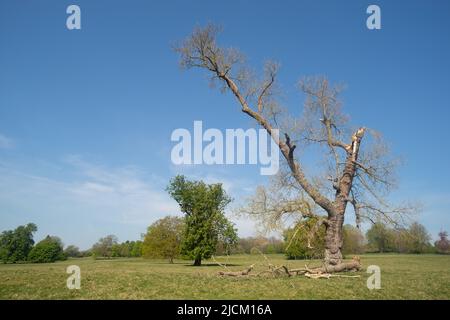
left=216, top=257, right=362, bottom=279
left=305, top=272, right=361, bottom=279
left=305, top=273, right=331, bottom=279
left=304, top=256, right=362, bottom=274
left=218, top=264, right=254, bottom=277
left=212, top=255, right=229, bottom=270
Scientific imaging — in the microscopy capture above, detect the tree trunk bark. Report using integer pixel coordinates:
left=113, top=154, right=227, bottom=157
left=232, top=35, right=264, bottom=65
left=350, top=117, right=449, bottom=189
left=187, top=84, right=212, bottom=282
left=193, top=257, right=202, bottom=266
left=324, top=214, right=344, bottom=265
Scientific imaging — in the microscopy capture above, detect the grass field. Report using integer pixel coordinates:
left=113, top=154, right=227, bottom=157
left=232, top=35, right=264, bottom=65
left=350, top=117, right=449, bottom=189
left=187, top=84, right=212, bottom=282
left=0, top=254, right=449, bottom=299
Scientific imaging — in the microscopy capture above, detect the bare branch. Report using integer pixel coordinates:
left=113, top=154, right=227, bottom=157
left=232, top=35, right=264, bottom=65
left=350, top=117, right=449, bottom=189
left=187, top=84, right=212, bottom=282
left=257, top=61, right=279, bottom=113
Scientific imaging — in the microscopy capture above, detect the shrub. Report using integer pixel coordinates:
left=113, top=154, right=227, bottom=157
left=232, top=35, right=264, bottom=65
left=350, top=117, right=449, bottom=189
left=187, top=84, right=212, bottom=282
left=0, top=223, right=37, bottom=263
left=91, top=235, right=118, bottom=258
left=28, top=236, right=66, bottom=263
left=64, top=245, right=81, bottom=258
left=142, top=216, right=184, bottom=263
left=284, top=217, right=326, bottom=260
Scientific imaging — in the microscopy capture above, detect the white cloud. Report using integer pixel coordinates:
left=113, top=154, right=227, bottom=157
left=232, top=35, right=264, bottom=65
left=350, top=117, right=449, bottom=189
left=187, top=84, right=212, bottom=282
left=0, top=155, right=274, bottom=248
left=61, top=155, right=180, bottom=224
left=0, top=157, right=180, bottom=248
left=0, top=133, right=13, bottom=149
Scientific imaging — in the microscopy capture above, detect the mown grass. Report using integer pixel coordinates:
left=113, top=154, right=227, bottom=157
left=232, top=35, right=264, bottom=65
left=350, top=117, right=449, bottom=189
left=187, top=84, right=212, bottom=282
left=0, top=254, right=449, bottom=299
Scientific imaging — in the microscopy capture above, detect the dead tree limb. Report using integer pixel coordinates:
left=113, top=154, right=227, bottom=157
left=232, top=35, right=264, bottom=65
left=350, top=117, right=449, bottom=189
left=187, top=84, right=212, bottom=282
left=216, top=257, right=361, bottom=278
left=218, top=265, right=254, bottom=277
left=302, top=256, right=362, bottom=274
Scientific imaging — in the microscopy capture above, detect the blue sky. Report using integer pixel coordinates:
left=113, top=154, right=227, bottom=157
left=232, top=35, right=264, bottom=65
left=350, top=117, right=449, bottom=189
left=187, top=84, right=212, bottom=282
left=1, top=0, right=449, bottom=249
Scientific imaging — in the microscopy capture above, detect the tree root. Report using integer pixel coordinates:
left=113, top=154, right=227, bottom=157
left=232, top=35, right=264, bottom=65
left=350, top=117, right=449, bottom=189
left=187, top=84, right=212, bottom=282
left=303, top=256, right=362, bottom=274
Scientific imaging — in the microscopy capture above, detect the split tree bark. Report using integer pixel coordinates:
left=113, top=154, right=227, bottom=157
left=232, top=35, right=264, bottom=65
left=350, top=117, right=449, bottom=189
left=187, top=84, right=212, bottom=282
left=325, top=128, right=366, bottom=266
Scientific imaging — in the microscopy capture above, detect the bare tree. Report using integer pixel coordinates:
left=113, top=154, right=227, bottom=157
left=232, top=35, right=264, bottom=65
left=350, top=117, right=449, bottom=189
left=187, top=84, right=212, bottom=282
left=175, top=24, right=415, bottom=270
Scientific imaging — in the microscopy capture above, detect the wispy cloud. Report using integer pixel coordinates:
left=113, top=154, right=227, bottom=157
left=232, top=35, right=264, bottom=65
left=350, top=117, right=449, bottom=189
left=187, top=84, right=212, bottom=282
left=0, top=156, right=180, bottom=248
left=63, top=155, right=181, bottom=224
left=0, top=133, right=13, bottom=149
left=0, top=154, right=275, bottom=248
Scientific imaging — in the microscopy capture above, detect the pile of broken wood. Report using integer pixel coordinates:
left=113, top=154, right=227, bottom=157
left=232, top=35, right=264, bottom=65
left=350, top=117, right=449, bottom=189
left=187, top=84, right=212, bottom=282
left=216, top=256, right=362, bottom=279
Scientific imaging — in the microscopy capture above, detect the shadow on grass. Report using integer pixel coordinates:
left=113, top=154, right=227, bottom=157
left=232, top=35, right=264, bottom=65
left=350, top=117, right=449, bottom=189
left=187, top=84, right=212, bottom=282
left=184, top=263, right=242, bottom=267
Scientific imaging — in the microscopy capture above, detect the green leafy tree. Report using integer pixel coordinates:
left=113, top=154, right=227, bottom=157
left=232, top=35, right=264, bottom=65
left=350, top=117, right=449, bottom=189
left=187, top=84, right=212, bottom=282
left=0, top=223, right=37, bottom=263
left=117, top=240, right=143, bottom=257
left=367, top=222, right=432, bottom=254
left=408, top=222, right=431, bottom=253
left=166, top=175, right=238, bottom=266
left=28, top=236, right=66, bottom=263
left=284, top=217, right=326, bottom=260
left=111, top=243, right=123, bottom=257
left=130, top=240, right=143, bottom=257
left=110, top=240, right=143, bottom=258
left=64, top=245, right=81, bottom=258
left=342, top=225, right=365, bottom=255
left=215, top=214, right=238, bottom=256
left=80, top=249, right=92, bottom=257
left=392, top=227, right=411, bottom=253
left=235, top=236, right=285, bottom=254
left=366, top=222, right=395, bottom=253
left=142, top=216, right=184, bottom=263
left=91, top=235, right=118, bottom=258
left=391, top=223, right=432, bottom=254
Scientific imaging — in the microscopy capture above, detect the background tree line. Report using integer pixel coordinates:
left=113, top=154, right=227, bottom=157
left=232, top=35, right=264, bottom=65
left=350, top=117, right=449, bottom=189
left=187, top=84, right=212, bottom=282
left=1, top=219, right=448, bottom=264
left=90, top=235, right=143, bottom=259
left=0, top=223, right=66, bottom=263
left=365, top=221, right=438, bottom=254
left=283, top=220, right=449, bottom=259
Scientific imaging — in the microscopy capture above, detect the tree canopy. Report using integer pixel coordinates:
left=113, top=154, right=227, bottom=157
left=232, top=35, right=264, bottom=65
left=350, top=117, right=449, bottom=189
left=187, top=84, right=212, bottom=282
left=111, top=240, right=143, bottom=258
left=64, top=245, right=81, bottom=258
left=142, top=216, right=184, bottom=263
left=366, top=221, right=432, bottom=253
left=166, top=175, right=237, bottom=265
left=283, top=217, right=326, bottom=260
left=91, top=235, right=118, bottom=258
left=0, top=223, right=37, bottom=263
left=28, top=235, right=66, bottom=263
